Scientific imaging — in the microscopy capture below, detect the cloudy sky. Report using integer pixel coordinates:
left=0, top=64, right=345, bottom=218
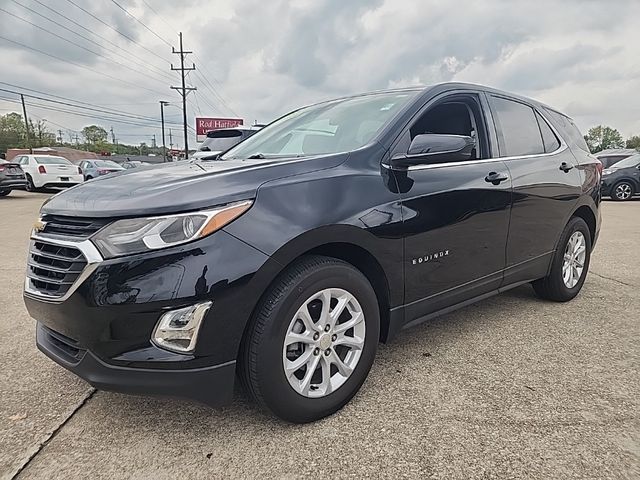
left=1, top=0, right=639, bottom=148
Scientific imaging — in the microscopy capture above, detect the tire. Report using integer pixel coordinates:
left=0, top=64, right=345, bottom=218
left=241, top=255, right=380, bottom=423
left=25, top=174, right=36, bottom=192
left=611, top=181, right=634, bottom=201
left=532, top=217, right=591, bottom=302
left=85, top=175, right=93, bottom=181
left=0, top=190, right=10, bottom=197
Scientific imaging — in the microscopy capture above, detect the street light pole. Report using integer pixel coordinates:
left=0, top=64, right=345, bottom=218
left=160, top=101, right=169, bottom=162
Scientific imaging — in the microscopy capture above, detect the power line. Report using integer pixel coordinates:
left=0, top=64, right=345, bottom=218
left=0, top=35, right=169, bottom=97
left=0, top=6, right=174, bottom=88
left=0, top=82, right=179, bottom=124
left=125, top=3, right=239, bottom=118
left=109, top=0, right=173, bottom=47
left=0, top=92, right=192, bottom=131
left=10, top=0, right=174, bottom=82
left=62, top=0, right=172, bottom=64
left=0, top=86, right=179, bottom=125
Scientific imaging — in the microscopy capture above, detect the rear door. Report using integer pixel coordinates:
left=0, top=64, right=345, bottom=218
left=487, top=95, right=583, bottom=285
left=392, top=90, right=512, bottom=323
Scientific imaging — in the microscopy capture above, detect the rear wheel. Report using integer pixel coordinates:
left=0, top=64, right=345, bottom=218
left=0, top=190, right=10, bottom=197
left=25, top=174, right=36, bottom=192
left=241, top=255, right=379, bottom=423
left=85, top=175, right=93, bottom=181
left=532, top=217, right=591, bottom=302
left=611, top=181, right=634, bottom=201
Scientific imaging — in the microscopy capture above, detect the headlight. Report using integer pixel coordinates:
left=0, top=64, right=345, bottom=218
left=602, top=170, right=612, bottom=176
left=92, top=200, right=252, bottom=258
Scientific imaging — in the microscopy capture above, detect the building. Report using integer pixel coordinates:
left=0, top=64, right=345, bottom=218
left=6, top=146, right=99, bottom=162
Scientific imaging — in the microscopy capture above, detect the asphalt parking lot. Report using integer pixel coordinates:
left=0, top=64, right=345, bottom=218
left=0, top=190, right=638, bottom=480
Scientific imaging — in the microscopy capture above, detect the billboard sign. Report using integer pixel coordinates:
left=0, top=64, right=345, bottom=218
left=195, top=117, right=244, bottom=142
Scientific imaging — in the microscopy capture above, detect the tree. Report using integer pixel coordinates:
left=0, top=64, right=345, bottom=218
left=0, top=112, right=26, bottom=153
left=626, top=135, right=640, bottom=150
left=82, top=125, right=108, bottom=144
left=584, top=125, right=624, bottom=153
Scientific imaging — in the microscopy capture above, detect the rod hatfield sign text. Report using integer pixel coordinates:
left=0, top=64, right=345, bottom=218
left=196, top=117, right=244, bottom=142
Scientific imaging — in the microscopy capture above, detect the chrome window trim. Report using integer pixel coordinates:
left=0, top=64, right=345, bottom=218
left=23, top=233, right=104, bottom=304
left=382, top=106, right=569, bottom=171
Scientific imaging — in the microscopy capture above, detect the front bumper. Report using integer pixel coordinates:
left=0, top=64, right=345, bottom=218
left=37, top=323, right=235, bottom=406
left=24, top=228, right=278, bottom=407
left=600, top=180, right=612, bottom=196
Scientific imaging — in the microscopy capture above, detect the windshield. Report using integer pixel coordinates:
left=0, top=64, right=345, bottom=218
left=200, top=130, right=244, bottom=152
left=610, top=154, right=640, bottom=169
left=35, top=156, right=71, bottom=165
left=94, top=160, right=121, bottom=168
left=222, top=91, right=418, bottom=160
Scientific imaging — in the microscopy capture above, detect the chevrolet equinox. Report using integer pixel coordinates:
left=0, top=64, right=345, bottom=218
left=24, top=83, right=601, bottom=423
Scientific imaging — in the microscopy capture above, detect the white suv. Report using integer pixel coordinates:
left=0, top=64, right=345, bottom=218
left=15, top=155, right=84, bottom=191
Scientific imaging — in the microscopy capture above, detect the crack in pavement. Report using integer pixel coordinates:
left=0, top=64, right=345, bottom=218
left=590, top=270, right=636, bottom=288
left=6, top=388, right=96, bottom=480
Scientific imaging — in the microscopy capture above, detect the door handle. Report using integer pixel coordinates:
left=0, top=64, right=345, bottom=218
left=559, top=162, right=574, bottom=173
left=485, top=171, right=509, bottom=185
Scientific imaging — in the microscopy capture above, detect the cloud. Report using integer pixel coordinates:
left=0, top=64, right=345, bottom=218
left=0, top=0, right=639, bottom=146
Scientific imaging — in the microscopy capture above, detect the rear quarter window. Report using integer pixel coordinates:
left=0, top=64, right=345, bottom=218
left=543, top=108, right=589, bottom=152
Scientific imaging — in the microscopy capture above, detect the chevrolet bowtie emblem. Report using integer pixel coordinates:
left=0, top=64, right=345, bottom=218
left=33, top=219, right=46, bottom=233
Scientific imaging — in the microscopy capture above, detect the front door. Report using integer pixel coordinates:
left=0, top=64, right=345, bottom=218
left=391, top=92, right=512, bottom=323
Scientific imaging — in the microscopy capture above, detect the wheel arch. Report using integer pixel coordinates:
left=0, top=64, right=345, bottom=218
left=572, top=204, right=597, bottom=244
left=237, top=230, right=397, bottom=370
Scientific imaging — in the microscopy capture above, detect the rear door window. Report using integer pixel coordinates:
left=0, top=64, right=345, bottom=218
left=491, top=96, right=544, bottom=157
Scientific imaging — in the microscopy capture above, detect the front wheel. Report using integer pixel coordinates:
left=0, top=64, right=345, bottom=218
left=241, top=255, right=379, bottom=423
left=532, top=217, right=591, bottom=302
left=611, top=181, right=634, bottom=201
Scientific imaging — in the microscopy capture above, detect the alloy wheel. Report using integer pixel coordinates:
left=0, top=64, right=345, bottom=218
left=283, top=288, right=365, bottom=398
left=562, top=231, right=586, bottom=289
left=615, top=183, right=632, bottom=200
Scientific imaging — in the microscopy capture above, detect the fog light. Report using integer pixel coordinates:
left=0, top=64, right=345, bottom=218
left=152, top=301, right=212, bottom=354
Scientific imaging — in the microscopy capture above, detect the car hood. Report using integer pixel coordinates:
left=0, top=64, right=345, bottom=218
left=41, top=155, right=347, bottom=218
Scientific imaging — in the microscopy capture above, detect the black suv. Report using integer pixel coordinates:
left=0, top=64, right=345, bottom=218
left=600, top=154, right=640, bottom=201
left=24, top=83, right=601, bottom=423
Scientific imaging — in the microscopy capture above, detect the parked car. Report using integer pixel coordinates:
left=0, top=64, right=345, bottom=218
left=79, top=159, right=125, bottom=180
left=600, top=153, right=640, bottom=201
left=0, top=159, right=27, bottom=196
left=121, top=160, right=151, bottom=169
left=595, top=148, right=638, bottom=169
left=191, top=126, right=261, bottom=160
left=24, top=83, right=601, bottom=423
left=15, top=155, right=83, bottom=191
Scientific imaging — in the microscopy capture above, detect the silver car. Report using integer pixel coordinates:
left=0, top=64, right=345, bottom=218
left=79, top=159, right=125, bottom=180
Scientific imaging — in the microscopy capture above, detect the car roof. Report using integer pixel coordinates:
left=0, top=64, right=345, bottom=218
left=302, top=82, right=572, bottom=120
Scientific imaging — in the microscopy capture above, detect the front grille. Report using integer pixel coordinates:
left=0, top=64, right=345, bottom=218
left=27, top=240, right=87, bottom=298
left=40, top=214, right=110, bottom=239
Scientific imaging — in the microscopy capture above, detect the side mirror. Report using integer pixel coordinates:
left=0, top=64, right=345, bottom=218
left=392, top=133, right=475, bottom=167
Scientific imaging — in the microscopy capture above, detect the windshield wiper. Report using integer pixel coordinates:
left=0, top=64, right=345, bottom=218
left=247, top=153, right=266, bottom=159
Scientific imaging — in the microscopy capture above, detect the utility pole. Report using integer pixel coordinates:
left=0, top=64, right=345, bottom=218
left=57, top=129, right=63, bottom=145
left=20, top=94, right=31, bottom=152
left=169, top=129, right=173, bottom=152
left=74, top=134, right=79, bottom=146
left=152, top=134, right=157, bottom=149
left=171, top=32, right=196, bottom=159
left=160, top=101, right=169, bottom=162
left=110, top=126, right=118, bottom=154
